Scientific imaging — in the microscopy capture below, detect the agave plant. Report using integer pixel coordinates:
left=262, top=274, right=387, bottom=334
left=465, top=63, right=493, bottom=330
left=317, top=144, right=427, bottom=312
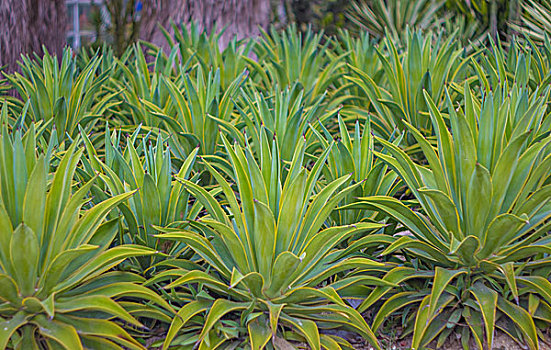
left=155, top=21, right=254, bottom=90
left=348, top=29, right=468, bottom=152
left=113, top=43, right=181, bottom=127
left=5, top=48, right=119, bottom=143
left=149, top=132, right=389, bottom=349
left=0, top=75, right=19, bottom=111
left=346, top=0, right=446, bottom=45
left=114, top=43, right=247, bottom=158
left=0, top=118, right=172, bottom=348
left=144, top=65, right=246, bottom=158
left=310, top=114, right=400, bottom=226
left=249, top=25, right=346, bottom=110
left=469, top=35, right=551, bottom=92
left=514, top=0, right=551, bottom=44
left=349, top=84, right=551, bottom=349
left=227, top=83, right=327, bottom=162
left=333, top=29, right=383, bottom=121
left=76, top=43, right=128, bottom=80
left=441, top=14, right=486, bottom=48
left=80, top=126, right=206, bottom=275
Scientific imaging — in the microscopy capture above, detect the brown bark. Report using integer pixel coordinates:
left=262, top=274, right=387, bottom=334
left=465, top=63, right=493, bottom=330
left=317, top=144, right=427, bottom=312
left=140, top=0, right=186, bottom=51
left=140, top=0, right=270, bottom=51
left=28, top=0, right=68, bottom=58
left=0, top=0, right=67, bottom=74
left=0, top=0, right=29, bottom=73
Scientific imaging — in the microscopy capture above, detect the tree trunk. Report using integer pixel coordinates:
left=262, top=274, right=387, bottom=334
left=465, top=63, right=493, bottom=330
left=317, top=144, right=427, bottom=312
left=28, top=0, right=68, bottom=58
left=0, top=0, right=29, bottom=73
left=0, top=0, right=67, bottom=74
left=140, top=0, right=271, bottom=51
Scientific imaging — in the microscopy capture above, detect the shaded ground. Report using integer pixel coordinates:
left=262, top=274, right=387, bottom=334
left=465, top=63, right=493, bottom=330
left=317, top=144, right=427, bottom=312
left=345, top=330, right=551, bottom=350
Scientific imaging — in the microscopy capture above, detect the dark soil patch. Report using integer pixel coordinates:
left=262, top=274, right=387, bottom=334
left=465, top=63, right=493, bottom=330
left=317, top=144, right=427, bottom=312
left=344, top=330, right=551, bottom=350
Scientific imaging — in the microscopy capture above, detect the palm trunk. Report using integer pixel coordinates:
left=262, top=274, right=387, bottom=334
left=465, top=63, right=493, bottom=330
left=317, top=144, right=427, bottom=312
left=0, top=0, right=29, bottom=73
left=0, top=0, right=67, bottom=74
left=28, top=0, right=68, bottom=58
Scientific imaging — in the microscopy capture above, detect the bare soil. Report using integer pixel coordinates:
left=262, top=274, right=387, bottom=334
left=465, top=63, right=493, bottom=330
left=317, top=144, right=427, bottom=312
left=344, top=330, right=551, bottom=350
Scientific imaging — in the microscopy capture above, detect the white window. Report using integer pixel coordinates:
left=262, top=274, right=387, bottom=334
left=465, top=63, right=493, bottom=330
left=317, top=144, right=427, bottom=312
left=66, top=0, right=97, bottom=49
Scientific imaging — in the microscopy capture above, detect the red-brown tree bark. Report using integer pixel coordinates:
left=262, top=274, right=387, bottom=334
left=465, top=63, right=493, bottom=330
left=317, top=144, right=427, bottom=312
left=28, top=0, right=68, bottom=58
left=0, top=0, right=67, bottom=74
left=0, top=0, right=30, bottom=73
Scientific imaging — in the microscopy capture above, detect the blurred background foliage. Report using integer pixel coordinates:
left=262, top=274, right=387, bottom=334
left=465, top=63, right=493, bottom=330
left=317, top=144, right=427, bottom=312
left=83, top=0, right=544, bottom=54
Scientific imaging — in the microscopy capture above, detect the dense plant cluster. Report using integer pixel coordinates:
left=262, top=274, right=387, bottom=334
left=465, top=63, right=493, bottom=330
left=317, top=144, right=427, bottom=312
left=1, top=22, right=551, bottom=350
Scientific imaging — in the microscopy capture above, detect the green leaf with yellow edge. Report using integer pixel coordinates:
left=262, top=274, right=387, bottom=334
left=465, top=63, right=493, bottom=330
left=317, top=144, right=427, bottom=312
left=306, top=257, right=386, bottom=288
left=418, top=188, right=461, bottom=240
left=495, top=244, right=551, bottom=264
left=412, top=293, right=455, bottom=349
left=428, top=267, right=467, bottom=316
left=10, top=223, right=39, bottom=296
left=0, top=274, right=21, bottom=305
left=43, top=142, right=81, bottom=252
left=80, top=281, right=175, bottom=313
left=32, top=315, right=82, bottom=350
left=424, top=90, right=457, bottom=200
left=57, top=314, right=144, bottom=349
left=381, top=236, right=453, bottom=264
left=198, top=329, right=227, bottom=350
left=264, top=301, right=285, bottom=337
left=499, top=262, right=519, bottom=303
left=65, top=190, right=136, bottom=250
left=182, top=219, right=243, bottom=272
left=22, top=155, right=46, bottom=244
left=161, top=227, right=234, bottom=278
left=466, top=163, right=492, bottom=239
left=179, top=179, right=228, bottom=224
left=478, top=214, right=527, bottom=259
left=141, top=173, right=161, bottom=240
left=356, top=196, right=445, bottom=250
left=248, top=315, right=271, bottom=350
left=470, top=283, right=498, bottom=349
left=22, top=297, right=49, bottom=315
left=229, top=268, right=264, bottom=297
left=489, top=133, right=530, bottom=219
left=371, top=292, right=424, bottom=331
left=55, top=295, right=141, bottom=327
left=497, top=298, right=538, bottom=350
left=359, top=267, right=430, bottom=313
left=449, top=235, right=479, bottom=266
left=0, top=203, right=13, bottom=271
left=163, top=300, right=211, bottom=349
left=163, top=270, right=243, bottom=298
left=39, top=245, right=99, bottom=296
left=320, top=334, right=343, bottom=350
left=295, top=178, right=363, bottom=252
left=306, top=303, right=379, bottom=348
left=199, top=299, right=249, bottom=342
left=517, top=276, right=551, bottom=306
left=265, top=251, right=303, bottom=298
left=281, top=286, right=345, bottom=306
left=463, top=307, right=484, bottom=350
left=276, top=169, right=307, bottom=254
left=0, top=312, right=28, bottom=349
left=253, top=200, right=276, bottom=279
left=53, top=245, right=156, bottom=293
left=81, top=336, right=124, bottom=350
left=280, top=315, right=321, bottom=350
